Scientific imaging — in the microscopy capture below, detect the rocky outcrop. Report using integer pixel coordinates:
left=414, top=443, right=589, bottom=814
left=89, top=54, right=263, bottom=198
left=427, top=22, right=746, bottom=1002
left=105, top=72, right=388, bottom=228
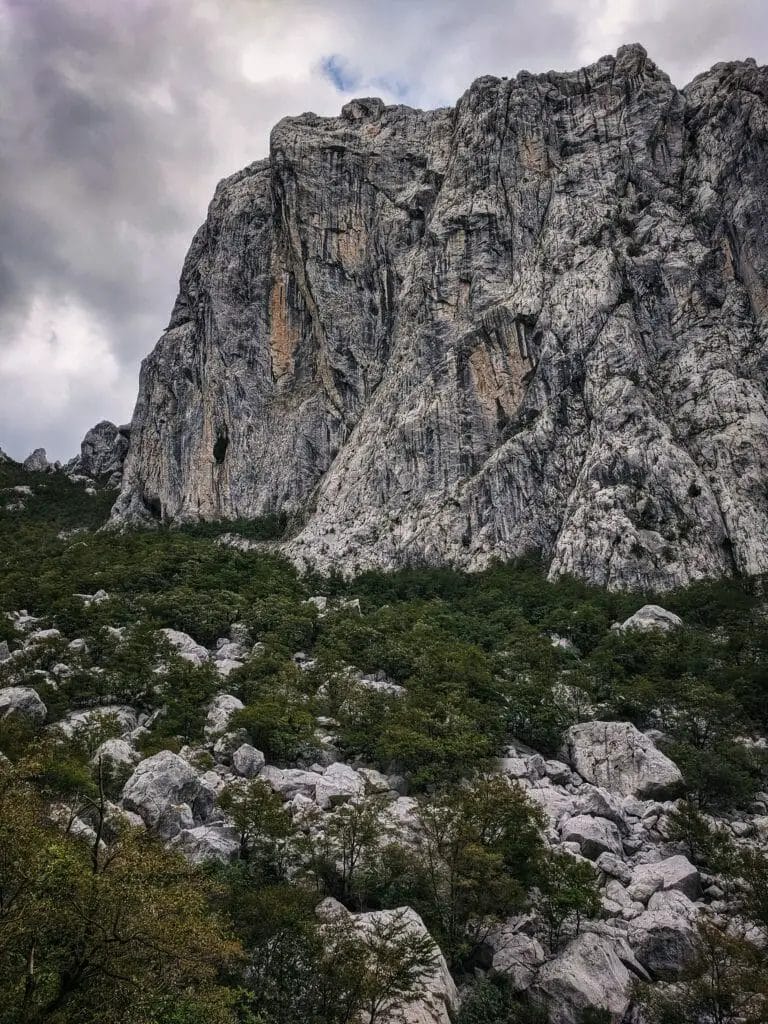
left=112, top=45, right=768, bottom=590
left=22, top=448, right=51, bottom=473
left=67, top=420, right=129, bottom=486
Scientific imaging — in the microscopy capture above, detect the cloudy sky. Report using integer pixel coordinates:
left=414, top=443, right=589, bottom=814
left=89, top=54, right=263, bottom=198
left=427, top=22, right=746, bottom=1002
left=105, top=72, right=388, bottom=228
left=1, top=0, right=766, bottom=460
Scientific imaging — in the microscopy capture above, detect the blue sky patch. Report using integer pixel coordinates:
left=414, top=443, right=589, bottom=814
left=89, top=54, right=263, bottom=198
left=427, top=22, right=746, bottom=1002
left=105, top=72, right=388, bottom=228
left=320, top=54, right=361, bottom=92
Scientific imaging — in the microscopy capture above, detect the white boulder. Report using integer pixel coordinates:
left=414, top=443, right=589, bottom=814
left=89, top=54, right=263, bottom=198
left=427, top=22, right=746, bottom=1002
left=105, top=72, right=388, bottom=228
left=617, top=605, right=683, bottom=632
left=627, top=890, right=699, bottom=978
left=563, top=721, right=683, bottom=799
left=231, top=743, right=265, bottom=778
left=0, top=686, right=46, bottom=724
left=628, top=855, right=701, bottom=902
left=315, top=762, right=365, bottom=810
left=528, top=930, right=645, bottom=1024
left=204, top=693, right=245, bottom=739
left=159, top=628, right=209, bottom=665
left=121, top=750, right=216, bottom=838
left=559, top=815, right=623, bottom=860
left=171, top=824, right=240, bottom=865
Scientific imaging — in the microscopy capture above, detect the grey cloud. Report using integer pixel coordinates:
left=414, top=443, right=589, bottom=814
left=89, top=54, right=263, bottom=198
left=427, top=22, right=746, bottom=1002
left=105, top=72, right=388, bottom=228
left=0, top=0, right=766, bottom=460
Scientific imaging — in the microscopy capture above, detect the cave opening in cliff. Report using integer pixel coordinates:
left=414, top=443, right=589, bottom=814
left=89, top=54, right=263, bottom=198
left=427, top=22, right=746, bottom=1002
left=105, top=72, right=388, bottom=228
left=213, top=432, right=229, bottom=464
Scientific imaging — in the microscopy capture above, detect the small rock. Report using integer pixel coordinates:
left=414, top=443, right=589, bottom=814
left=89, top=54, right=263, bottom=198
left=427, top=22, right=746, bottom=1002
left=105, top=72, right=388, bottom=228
left=231, top=743, right=265, bottom=778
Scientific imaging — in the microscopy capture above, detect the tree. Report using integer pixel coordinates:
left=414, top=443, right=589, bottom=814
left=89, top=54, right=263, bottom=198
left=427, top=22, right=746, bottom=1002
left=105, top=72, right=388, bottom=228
left=636, top=923, right=768, bottom=1024
left=0, top=762, right=239, bottom=1024
left=304, top=797, right=391, bottom=908
left=533, top=850, right=601, bottom=952
left=219, top=778, right=296, bottom=879
left=413, top=776, right=545, bottom=967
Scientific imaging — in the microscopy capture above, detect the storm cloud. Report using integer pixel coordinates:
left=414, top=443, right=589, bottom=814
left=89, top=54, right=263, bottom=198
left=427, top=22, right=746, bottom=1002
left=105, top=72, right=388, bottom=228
left=1, top=0, right=766, bottom=459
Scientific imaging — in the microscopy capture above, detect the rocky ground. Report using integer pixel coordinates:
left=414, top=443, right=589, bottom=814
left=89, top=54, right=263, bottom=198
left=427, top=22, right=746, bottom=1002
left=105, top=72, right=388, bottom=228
left=2, top=595, right=766, bottom=1024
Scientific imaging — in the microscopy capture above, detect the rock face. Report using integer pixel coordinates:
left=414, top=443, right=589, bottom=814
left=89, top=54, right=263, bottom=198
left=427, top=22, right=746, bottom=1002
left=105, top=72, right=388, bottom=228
left=563, top=721, right=684, bottom=799
left=67, top=420, right=129, bottom=485
left=23, top=448, right=51, bottom=473
left=113, top=46, right=768, bottom=590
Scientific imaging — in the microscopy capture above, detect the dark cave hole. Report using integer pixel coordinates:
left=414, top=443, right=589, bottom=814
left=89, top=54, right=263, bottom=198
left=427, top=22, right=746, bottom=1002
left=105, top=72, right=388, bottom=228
left=213, top=433, right=229, bottom=464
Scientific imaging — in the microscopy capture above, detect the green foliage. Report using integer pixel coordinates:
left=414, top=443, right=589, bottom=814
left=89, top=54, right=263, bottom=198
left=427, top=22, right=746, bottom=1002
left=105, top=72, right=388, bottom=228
left=533, top=850, right=602, bottom=952
left=0, top=762, right=239, bottom=1024
left=636, top=923, right=768, bottom=1024
left=457, top=977, right=547, bottom=1024
left=411, top=776, right=546, bottom=968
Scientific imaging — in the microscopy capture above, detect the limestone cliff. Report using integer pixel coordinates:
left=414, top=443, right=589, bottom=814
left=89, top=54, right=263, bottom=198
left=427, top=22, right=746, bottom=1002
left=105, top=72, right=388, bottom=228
left=112, top=45, right=768, bottom=589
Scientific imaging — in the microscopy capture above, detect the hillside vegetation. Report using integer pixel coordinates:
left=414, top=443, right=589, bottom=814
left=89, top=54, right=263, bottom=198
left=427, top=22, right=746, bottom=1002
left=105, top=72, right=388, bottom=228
left=1, top=460, right=768, bottom=1024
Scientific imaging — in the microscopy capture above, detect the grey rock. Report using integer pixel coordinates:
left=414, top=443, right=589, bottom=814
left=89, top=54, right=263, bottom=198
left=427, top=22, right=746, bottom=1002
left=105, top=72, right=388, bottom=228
left=315, top=762, right=365, bottom=810
left=57, top=705, right=138, bottom=739
left=627, top=890, right=699, bottom=979
left=171, top=824, right=240, bottom=865
left=528, top=930, right=641, bottom=1024
left=66, top=421, right=129, bottom=484
left=113, top=47, right=768, bottom=593
left=91, top=738, right=141, bottom=768
left=121, top=750, right=216, bottom=838
left=629, top=855, right=701, bottom=901
left=23, top=448, right=50, bottom=473
left=596, top=852, right=633, bottom=885
left=160, top=628, right=210, bottom=666
left=231, top=743, right=265, bottom=778
left=560, top=814, right=624, bottom=859
left=260, top=765, right=320, bottom=799
left=617, top=604, right=683, bottom=632
left=0, top=686, right=46, bottom=724
left=0, top=641, right=10, bottom=663
left=489, top=928, right=545, bottom=990
left=204, top=693, right=244, bottom=739
left=563, top=721, right=684, bottom=799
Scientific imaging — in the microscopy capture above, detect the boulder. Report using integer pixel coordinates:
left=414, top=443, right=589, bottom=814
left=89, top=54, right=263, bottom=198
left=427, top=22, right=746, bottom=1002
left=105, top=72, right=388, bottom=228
left=214, top=658, right=243, bottom=677
left=0, top=641, right=10, bottom=663
left=121, top=750, right=216, bottom=838
left=171, top=824, right=240, bottom=865
left=160, top=628, right=209, bottom=665
left=563, top=721, right=683, bottom=799
left=260, top=765, right=320, bottom=799
left=528, top=930, right=643, bottom=1024
left=559, top=815, right=623, bottom=860
left=204, top=693, right=245, bottom=738
left=596, top=852, right=633, bottom=885
left=489, top=928, right=545, bottom=991
left=629, top=856, right=701, bottom=901
left=315, top=762, right=365, bottom=810
left=57, top=705, right=138, bottom=739
left=573, top=785, right=627, bottom=829
left=627, top=890, right=699, bottom=978
left=0, top=686, right=46, bottom=724
left=527, top=787, right=579, bottom=824
left=617, top=605, right=683, bottom=632
left=23, top=448, right=51, bottom=472
left=91, top=738, right=141, bottom=769
left=231, top=743, right=265, bottom=778
left=68, top=420, right=129, bottom=482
